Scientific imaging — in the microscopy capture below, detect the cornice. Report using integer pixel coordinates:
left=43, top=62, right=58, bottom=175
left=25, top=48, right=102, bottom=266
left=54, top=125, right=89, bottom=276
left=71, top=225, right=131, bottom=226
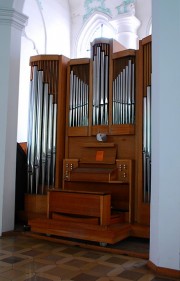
left=0, top=8, right=28, bottom=31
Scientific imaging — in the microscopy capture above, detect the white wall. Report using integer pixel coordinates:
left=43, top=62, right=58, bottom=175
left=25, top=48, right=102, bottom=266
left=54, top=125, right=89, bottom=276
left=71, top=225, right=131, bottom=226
left=151, top=0, right=180, bottom=271
left=17, top=0, right=71, bottom=142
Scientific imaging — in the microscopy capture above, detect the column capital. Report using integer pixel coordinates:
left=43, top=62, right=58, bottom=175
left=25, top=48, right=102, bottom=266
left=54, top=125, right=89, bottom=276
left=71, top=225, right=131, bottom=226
left=110, top=14, right=140, bottom=34
left=0, top=8, right=28, bottom=31
left=110, top=14, right=141, bottom=49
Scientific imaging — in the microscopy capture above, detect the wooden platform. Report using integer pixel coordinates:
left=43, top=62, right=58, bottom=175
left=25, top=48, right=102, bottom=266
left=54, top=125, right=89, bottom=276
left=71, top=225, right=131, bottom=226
left=28, top=189, right=132, bottom=244
left=28, top=218, right=131, bottom=244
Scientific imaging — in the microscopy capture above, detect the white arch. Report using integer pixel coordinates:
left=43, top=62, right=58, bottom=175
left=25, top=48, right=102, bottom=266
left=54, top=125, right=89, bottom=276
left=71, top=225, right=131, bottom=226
left=76, top=12, right=116, bottom=58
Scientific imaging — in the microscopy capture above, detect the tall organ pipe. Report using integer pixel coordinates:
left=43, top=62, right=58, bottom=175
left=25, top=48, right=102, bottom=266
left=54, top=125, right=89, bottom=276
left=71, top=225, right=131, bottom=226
left=93, top=57, right=97, bottom=125
left=112, top=60, right=135, bottom=125
left=104, top=55, right=109, bottom=125
left=41, top=83, right=49, bottom=194
left=47, top=94, right=53, bottom=188
left=69, top=70, right=73, bottom=127
left=27, top=66, right=38, bottom=194
left=92, top=43, right=110, bottom=126
left=143, top=86, right=151, bottom=203
left=131, top=63, right=135, bottom=124
left=146, top=86, right=151, bottom=202
left=100, top=50, right=105, bottom=124
left=143, top=96, right=147, bottom=202
left=27, top=79, right=33, bottom=194
left=27, top=62, right=59, bottom=194
left=69, top=70, right=89, bottom=127
left=52, top=103, right=57, bottom=186
left=34, top=70, right=43, bottom=194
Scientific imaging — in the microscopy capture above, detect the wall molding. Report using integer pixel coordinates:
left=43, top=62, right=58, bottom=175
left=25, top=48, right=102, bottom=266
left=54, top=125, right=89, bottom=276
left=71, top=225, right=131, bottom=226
left=147, top=260, right=180, bottom=279
left=0, top=8, right=28, bottom=31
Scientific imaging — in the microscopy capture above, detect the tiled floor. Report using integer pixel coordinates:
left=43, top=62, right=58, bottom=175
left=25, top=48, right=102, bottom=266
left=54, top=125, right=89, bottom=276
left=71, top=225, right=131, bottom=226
left=0, top=233, right=178, bottom=281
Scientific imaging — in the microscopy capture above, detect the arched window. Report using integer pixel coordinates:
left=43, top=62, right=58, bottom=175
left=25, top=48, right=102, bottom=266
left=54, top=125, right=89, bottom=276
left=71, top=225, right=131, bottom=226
left=76, top=13, right=116, bottom=58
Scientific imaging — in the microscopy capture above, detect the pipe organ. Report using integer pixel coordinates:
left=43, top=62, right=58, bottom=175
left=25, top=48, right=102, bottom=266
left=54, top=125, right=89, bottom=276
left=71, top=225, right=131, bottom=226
left=27, top=36, right=152, bottom=243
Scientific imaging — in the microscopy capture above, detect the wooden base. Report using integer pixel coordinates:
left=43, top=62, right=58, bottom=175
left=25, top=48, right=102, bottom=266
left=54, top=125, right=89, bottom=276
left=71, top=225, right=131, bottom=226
left=28, top=217, right=131, bottom=244
left=27, top=190, right=150, bottom=245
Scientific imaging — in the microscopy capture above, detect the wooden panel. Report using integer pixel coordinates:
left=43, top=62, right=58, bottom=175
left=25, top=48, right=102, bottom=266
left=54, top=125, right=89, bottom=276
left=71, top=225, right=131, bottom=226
left=47, top=190, right=111, bottom=226
left=110, top=124, right=135, bottom=135
left=64, top=181, right=129, bottom=212
left=55, top=55, right=70, bottom=188
left=52, top=213, right=99, bottom=225
left=91, top=125, right=109, bottom=135
left=24, top=194, right=47, bottom=219
left=112, top=49, right=136, bottom=60
left=67, top=126, right=88, bottom=136
left=70, top=167, right=117, bottom=182
left=66, top=136, right=135, bottom=160
left=80, top=145, right=117, bottom=164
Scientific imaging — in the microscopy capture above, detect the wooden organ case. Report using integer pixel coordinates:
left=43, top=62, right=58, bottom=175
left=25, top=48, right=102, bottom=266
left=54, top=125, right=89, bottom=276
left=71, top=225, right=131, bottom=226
left=28, top=36, right=152, bottom=244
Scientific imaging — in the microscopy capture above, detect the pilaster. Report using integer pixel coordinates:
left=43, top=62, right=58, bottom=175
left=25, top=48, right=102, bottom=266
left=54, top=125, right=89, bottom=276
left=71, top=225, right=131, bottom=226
left=0, top=8, right=28, bottom=235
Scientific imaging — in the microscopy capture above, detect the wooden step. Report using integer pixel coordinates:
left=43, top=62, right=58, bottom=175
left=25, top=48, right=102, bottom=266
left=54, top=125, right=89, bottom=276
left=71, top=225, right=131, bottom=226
left=28, top=217, right=131, bottom=244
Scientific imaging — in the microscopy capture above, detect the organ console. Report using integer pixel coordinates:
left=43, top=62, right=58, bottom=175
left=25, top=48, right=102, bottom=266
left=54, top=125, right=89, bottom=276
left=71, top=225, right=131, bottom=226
left=27, top=36, right=151, bottom=244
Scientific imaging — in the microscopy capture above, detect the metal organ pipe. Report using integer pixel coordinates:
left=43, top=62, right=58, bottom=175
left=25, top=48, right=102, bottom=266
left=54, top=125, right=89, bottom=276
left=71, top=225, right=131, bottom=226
left=47, top=94, right=53, bottom=188
left=69, top=70, right=89, bottom=127
left=142, top=40, right=152, bottom=203
left=41, top=83, right=49, bottom=194
left=92, top=42, right=109, bottom=126
left=34, top=70, right=43, bottom=194
left=27, top=62, right=58, bottom=195
left=143, top=85, right=151, bottom=203
left=112, top=59, right=135, bottom=125
left=28, top=66, right=38, bottom=194
left=143, top=96, right=147, bottom=202
left=52, top=103, right=57, bottom=187
left=100, top=50, right=105, bottom=124
left=104, top=54, right=109, bottom=125
left=69, top=70, right=73, bottom=127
